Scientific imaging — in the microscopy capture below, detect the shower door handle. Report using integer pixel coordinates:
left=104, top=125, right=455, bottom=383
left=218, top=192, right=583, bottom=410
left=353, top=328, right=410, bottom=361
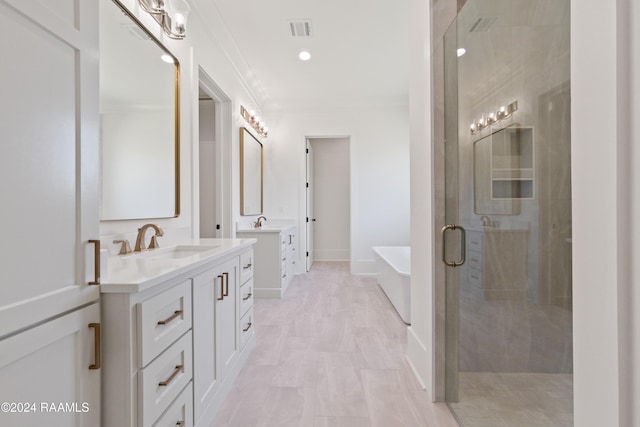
left=441, top=224, right=466, bottom=267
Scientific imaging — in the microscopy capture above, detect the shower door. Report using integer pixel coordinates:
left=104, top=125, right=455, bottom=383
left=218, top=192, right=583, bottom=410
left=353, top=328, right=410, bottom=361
left=441, top=0, right=573, bottom=425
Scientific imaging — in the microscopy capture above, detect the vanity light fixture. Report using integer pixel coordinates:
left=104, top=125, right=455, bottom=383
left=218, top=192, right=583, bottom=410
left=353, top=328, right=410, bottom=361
left=240, top=105, right=269, bottom=138
left=470, top=100, right=518, bottom=135
left=137, top=0, right=190, bottom=40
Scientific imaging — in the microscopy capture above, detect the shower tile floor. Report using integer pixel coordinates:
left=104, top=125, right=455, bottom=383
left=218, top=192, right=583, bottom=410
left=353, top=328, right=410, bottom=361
left=449, top=372, right=573, bottom=427
left=212, top=261, right=459, bottom=427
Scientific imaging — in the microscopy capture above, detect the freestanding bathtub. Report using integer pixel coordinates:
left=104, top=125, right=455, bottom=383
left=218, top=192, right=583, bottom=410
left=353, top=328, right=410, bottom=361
left=372, top=246, right=411, bottom=324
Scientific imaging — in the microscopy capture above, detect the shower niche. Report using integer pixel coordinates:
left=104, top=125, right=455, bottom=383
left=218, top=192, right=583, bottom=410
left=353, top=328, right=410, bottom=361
left=474, top=125, right=534, bottom=214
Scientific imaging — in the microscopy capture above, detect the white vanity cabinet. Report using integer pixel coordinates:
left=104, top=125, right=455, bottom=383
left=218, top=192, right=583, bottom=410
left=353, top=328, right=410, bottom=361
left=0, top=302, right=101, bottom=427
left=237, top=225, right=297, bottom=298
left=101, top=240, right=255, bottom=427
left=467, top=228, right=529, bottom=300
left=192, top=257, right=238, bottom=424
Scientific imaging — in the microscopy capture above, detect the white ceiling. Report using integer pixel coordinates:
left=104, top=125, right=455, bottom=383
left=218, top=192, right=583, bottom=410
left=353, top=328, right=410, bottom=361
left=206, top=0, right=410, bottom=111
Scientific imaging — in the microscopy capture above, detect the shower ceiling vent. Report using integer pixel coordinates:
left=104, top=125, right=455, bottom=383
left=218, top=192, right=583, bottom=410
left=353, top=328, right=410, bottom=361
left=468, top=16, right=498, bottom=32
left=288, top=20, right=312, bottom=37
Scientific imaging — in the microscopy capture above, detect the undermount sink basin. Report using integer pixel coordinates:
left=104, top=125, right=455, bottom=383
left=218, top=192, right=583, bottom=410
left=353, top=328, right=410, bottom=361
left=126, top=245, right=220, bottom=260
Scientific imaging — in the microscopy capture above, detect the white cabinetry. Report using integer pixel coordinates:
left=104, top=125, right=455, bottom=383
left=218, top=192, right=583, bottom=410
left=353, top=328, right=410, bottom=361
left=467, top=229, right=529, bottom=300
left=102, top=242, right=255, bottom=427
left=1, top=0, right=101, bottom=421
left=237, top=225, right=297, bottom=299
left=192, top=257, right=238, bottom=423
left=0, top=303, right=101, bottom=427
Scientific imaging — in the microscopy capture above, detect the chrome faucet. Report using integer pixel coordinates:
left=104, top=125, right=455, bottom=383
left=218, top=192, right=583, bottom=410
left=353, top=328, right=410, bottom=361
left=254, top=216, right=267, bottom=228
left=480, top=215, right=491, bottom=227
left=134, top=223, right=164, bottom=252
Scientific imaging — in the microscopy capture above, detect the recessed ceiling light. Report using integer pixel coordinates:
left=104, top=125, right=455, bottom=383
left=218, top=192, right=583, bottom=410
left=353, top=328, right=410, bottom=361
left=298, top=50, right=311, bottom=61
left=161, top=54, right=175, bottom=64
left=457, top=48, right=466, bottom=57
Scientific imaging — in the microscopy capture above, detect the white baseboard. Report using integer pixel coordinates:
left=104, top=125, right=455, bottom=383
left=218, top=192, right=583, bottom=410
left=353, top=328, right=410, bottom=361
left=406, top=326, right=432, bottom=397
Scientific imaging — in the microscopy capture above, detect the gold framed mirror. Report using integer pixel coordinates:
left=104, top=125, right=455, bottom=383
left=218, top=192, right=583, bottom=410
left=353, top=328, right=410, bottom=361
left=240, top=127, right=263, bottom=215
left=99, top=0, right=180, bottom=220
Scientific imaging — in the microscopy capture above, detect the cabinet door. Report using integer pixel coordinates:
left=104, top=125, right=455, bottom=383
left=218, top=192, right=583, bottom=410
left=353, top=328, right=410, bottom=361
left=0, top=0, right=100, bottom=337
left=192, top=257, right=238, bottom=423
left=0, top=303, right=100, bottom=427
left=192, top=267, right=221, bottom=422
left=216, top=257, right=238, bottom=379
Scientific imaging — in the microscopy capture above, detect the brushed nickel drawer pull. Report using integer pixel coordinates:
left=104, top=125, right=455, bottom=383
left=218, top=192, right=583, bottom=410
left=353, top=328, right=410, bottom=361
left=88, top=323, right=101, bottom=370
left=223, top=272, right=229, bottom=297
left=217, top=275, right=224, bottom=300
left=243, top=322, right=252, bottom=332
left=159, top=365, right=184, bottom=386
left=242, top=292, right=252, bottom=301
left=243, top=262, right=252, bottom=270
left=157, top=310, right=183, bottom=325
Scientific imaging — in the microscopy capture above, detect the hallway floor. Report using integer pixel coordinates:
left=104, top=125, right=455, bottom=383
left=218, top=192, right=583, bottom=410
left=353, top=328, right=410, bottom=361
left=212, top=261, right=459, bottom=427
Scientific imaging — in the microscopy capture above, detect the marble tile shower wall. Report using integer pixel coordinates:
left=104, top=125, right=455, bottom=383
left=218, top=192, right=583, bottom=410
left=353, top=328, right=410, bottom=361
left=431, top=0, right=572, bottom=373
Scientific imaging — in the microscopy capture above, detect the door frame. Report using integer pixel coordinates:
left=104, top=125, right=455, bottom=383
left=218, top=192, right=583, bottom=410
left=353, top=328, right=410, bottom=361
left=304, top=135, right=352, bottom=271
left=195, top=67, right=232, bottom=238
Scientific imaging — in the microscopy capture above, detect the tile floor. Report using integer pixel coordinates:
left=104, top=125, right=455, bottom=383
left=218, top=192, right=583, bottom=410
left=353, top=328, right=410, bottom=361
left=449, top=372, right=573, bottom=427
left=212, top=261, right=459, bottom=427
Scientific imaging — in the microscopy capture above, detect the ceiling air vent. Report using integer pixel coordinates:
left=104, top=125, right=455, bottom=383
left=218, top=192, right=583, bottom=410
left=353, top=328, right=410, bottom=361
left=468, top=16, right=498, bottom=32
left=288, top=20, right=312, bottom=37
left=121, top=23, right=151, bottom=40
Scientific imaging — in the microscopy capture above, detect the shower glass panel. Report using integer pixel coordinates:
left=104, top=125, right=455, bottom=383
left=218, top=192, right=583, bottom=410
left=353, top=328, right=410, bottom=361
left=442, top=0, right=572, bottom=425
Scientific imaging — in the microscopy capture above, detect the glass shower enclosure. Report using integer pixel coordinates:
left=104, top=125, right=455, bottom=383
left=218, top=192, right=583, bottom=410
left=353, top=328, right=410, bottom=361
left=439, top=0, right=572, bottom=425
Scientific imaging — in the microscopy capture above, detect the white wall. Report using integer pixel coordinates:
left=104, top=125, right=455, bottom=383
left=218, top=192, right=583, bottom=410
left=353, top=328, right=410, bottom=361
left=572, top=1, right=638, bottom=425
left=264, top=106, right=410, bottom=275
left=407, top=0, right=436, bottom=394
left=310, top=138, right=350, bottom=261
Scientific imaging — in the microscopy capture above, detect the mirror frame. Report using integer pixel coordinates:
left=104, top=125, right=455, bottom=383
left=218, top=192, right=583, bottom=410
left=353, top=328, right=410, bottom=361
left=240, top=127, right=263, bottom=215
left=101, top=0, right=180, bottom=220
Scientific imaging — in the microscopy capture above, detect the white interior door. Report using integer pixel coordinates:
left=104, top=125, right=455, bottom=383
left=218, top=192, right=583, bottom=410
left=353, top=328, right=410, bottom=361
left=306, top=140, right=314, bottom=271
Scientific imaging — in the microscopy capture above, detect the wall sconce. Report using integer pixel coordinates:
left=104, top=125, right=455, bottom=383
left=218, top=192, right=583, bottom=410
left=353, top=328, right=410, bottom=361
left=240, top=106, right=269, bottom=138
left=138, top=0, right=190, bottom=39
left=470, top=100, right=518, bottom=135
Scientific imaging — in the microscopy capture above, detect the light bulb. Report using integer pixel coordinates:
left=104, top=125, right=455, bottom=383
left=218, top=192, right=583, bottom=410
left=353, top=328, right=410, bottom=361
left=298, top=51, right=311, bottom=61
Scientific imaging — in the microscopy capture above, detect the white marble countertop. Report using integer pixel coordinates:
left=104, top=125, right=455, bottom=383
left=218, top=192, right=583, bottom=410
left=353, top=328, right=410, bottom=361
left=236, top=225, right=295, bottom=233
left=100, top=238, right=256, bottom=294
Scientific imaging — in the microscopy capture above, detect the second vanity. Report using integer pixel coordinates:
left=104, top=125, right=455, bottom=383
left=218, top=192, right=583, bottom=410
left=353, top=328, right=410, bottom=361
left=100, top=238, right=255, bottom=427
left=467, top=227, right=529, bottom=300
left=237, top=222, right=297, bottom=299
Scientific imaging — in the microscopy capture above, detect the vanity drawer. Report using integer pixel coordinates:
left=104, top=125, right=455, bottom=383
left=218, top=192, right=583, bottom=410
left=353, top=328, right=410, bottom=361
left=239, top=308, right=254, bottom=350
left=468, top=250, right=483, bottom=271
left=239, top=250, right=254, bottom=284
left=139, top=331, right=193, bottom=427
left=469, top=268, right=483, bottom=288
left=240, top=278, right=254, bottom=316
left=153, top=380, right=193, bottom=427
left=468, top=232, right=483, bottom=251
left=138, top=280, right=192, bottom=368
